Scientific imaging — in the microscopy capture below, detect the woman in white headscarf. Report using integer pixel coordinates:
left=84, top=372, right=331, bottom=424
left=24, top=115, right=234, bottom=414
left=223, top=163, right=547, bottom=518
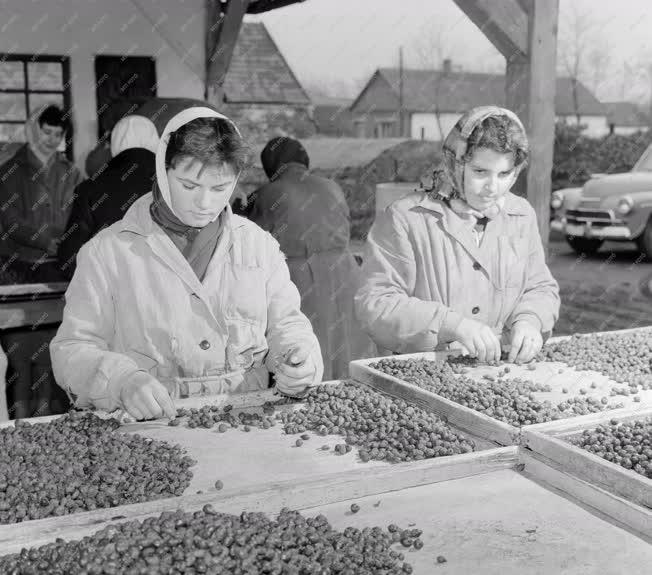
left=58, top=115, right=160, bottom=278
left=355, top=106, right=560, bottom=364
left=51, top=104, right=323, bottom=420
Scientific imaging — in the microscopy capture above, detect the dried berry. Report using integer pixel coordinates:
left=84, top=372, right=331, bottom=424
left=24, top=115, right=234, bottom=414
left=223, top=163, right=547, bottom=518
left=0, top=508, right=422, bottom=573
left=214, top=480, right=224, bottom=490
left=301, top=434, right=310, bottom=441
left=370, top=359, right=616, bottom=427
left=437, top=555, right=448, bottom=564
left=295, top=439, right=304, bottom=447
left=570, top=418, right=651, bottom=479
left=350, top=503, right=360, bottom=513
left=0, top=412, right=194, bottom=525
left=413, top=538, right=424, bottom=549
left=278, top=383, right=474, bottom=463
left=538, top=331, right=652, bottom=388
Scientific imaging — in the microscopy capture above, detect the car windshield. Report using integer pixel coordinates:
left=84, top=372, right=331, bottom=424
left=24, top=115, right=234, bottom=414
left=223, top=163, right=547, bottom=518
left=633, top=143, right=652, bottom=171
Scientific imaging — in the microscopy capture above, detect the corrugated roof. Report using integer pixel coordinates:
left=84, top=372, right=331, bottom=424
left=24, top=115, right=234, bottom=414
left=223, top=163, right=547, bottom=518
left=352, top=68, right=605, bottom=116
left=222, top=22, right=310, bottom=105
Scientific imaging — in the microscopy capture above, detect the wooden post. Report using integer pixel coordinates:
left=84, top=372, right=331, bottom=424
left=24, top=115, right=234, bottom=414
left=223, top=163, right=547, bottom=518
left=205, top=0, right=249, bottom=105
left=520, top=0, right=559, bottom=255
left=452, top=0, right=558, bottom=255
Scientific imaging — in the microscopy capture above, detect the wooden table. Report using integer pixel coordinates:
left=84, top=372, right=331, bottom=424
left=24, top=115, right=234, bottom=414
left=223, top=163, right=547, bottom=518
left=0, top=378, right=650, bottom=572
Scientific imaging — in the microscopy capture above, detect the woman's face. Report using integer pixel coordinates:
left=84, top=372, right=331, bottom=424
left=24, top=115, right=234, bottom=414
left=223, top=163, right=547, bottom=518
left=167, top=156, right=238, bottom=227
left=462, top=147, right=517, bottom=212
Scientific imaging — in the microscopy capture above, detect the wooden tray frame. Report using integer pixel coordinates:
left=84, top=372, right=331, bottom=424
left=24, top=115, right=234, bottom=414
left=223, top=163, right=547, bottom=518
left=522, top=407, right=652, bottom=510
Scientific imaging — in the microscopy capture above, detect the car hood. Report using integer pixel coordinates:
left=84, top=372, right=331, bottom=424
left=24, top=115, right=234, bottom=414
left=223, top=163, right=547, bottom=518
left=582, top=172, right=652, bottom=199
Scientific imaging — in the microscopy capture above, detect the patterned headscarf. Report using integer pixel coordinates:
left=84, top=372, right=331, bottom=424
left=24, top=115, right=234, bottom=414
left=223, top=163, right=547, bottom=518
left=425, top=106, right=528, bottom=219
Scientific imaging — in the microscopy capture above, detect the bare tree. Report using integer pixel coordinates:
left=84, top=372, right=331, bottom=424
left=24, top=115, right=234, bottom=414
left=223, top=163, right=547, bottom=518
left=410, top=21, right=457, bottom=140
left=557, top=4, right=610, bottom=123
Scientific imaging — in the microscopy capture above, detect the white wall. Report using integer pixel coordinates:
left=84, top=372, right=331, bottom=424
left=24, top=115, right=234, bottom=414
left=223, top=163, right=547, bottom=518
left=557, top=114, right=609, bottom=138
left=0, top=0, right=205, bottom=168
left=410, top=112, right=460, bottom=141
left=613, top=125, right=649, bottom=136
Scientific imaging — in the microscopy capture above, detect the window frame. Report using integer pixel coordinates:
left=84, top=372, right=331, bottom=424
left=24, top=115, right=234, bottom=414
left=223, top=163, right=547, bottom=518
left=0, top=53, right=73, bottom=160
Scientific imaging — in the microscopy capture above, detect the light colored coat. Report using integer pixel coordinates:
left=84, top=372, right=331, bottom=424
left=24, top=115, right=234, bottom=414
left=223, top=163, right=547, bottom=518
left=50, top=194, right=322, bottom=411
left=354, top=190, right=560, bottom=354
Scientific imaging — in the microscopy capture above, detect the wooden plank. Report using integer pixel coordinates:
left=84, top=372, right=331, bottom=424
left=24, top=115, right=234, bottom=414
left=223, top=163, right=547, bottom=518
left=526, top=405, right=652, bottom=435
left=452, top=0, right=528, bottom=58
left=520, top=450, right=652, bottom=542
left=523, top=429, right=652, bottom=509
left=0, top=297, right=64, bottom=329
left=0, top=446, right=519, bottom=554
left=0, top=282, right=68, bottom=298
left=350, top=358, right=519, bottom=446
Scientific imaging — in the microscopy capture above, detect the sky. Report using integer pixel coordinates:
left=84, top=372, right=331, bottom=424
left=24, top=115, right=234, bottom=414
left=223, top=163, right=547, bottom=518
left=250, top=0, right=652, bottom=104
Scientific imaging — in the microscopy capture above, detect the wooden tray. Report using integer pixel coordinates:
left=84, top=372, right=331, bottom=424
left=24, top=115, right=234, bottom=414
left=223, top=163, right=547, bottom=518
left=522, top=407, right=652, bottom=510
left=0, top=380, right=511, bottom=527
left=349, top=327, right=652, bottom=447
left=2, top=466, right=650, bottom=574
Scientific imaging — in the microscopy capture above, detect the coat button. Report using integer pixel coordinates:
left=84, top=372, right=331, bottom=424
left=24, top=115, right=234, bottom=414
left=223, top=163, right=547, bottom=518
left=473, top=262, right=482, bottom=270
left=472, top=306, right=480, bottom=315
left=199, top=339, right=211, bottom=350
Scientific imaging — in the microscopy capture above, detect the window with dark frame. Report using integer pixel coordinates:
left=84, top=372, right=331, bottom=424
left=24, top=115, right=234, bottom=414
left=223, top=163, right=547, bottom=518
left=0, top=54, right=73, bottom=160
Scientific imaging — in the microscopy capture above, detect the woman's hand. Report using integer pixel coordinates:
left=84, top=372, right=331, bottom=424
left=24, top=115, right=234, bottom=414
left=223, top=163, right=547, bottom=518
left=119, top=372, right=176, bottom=420
left=453, top=318, right=502, bottom=363
left=274, top=343, right=318, bottom=397
left=508, top=321, right=543, bottom=364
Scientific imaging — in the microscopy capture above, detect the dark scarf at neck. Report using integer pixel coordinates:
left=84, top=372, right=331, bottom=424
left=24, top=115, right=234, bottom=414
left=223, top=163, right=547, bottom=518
left=150, top=181, right=225, bottom=281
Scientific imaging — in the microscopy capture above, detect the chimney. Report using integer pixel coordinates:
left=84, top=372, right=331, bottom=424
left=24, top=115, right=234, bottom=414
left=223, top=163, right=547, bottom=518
left=442, top=59, right=452, bottom=74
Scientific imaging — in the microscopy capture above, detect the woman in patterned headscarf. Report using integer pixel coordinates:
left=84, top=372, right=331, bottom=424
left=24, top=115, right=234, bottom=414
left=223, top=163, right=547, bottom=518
left=355, top=106, right=560, bottom=364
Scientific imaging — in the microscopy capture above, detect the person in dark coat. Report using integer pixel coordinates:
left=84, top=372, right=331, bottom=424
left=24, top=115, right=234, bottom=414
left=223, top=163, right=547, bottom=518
left=251, top=137, right=376, bottom=380
left=58, top=115, right=159, bottom=278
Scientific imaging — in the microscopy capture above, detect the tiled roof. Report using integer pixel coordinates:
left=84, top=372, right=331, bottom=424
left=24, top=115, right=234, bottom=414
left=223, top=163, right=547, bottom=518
left=222, top=22, right=310, bottom=105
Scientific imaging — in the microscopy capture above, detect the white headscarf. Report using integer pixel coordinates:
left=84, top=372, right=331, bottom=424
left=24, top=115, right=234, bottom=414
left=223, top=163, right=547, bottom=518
left=110, top=115, right=159, bottom=157
left=154, top=106, right=242, bottom=222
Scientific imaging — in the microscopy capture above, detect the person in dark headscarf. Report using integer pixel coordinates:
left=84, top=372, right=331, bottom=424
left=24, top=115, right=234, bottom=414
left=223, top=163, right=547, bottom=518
left=251, top=137, right=376, bottom=380
left=51, top=106, right=323, bottom=421
left=58, top=115, right=160, bottom=279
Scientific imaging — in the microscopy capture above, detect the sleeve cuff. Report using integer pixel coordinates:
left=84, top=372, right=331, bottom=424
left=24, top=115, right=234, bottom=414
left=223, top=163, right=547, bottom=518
left=437, top=309, right=465, bottom=342
left=511, top=313, right=543, bottom=333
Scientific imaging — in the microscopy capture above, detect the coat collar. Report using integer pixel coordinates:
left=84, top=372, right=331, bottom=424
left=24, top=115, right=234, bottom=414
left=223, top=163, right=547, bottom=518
left=416, top=190, right=529, bottom=216
left=119, top=193, right=244, bottom=322
left=414, top=191, right=528, bottom=289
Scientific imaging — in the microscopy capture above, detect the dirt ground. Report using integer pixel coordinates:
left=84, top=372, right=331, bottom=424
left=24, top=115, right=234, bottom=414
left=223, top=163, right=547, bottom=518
left=351, top=235, right=652, bottom=337
left=547, top=235, right=652, bottom=335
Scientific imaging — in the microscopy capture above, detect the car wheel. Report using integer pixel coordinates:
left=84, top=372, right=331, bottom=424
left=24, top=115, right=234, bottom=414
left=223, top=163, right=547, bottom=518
left=636, top=219, right=652, bottom=259
left=565, top=235, right=604, bottom=255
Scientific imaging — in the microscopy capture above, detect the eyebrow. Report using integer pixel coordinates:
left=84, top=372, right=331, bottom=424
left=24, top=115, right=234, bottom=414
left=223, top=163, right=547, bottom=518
left=177, top=176, right=232, bottom=189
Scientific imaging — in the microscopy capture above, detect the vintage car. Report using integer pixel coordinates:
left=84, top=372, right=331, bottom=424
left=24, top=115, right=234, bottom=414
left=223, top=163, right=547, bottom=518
left=551, top=142, right=652, bottom=257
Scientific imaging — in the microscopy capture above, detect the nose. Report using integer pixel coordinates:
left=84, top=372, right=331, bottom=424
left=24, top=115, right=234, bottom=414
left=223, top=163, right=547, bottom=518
left=195, top=188, right=213, bottom=211
left=484, top=174, right=499, bottom=195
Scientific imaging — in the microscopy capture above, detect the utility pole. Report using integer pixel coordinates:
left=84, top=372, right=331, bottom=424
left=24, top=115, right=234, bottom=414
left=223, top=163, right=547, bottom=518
left=399, top=46, right=404, bottom=138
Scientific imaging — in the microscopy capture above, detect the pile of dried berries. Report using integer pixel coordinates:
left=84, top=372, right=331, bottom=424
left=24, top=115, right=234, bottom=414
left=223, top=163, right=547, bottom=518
left=0, top=412, right=195, bottom=524
left=538, top=331, right=652, bottom=389
left=0, top=507, right=423, bottom=574
left=171, top=401, right=282, bottom=431
left=369, top=359, right=619, bottom=427
left=278, top=383, right=475, bottom=463
left=570, top=418, right=652, bottom=478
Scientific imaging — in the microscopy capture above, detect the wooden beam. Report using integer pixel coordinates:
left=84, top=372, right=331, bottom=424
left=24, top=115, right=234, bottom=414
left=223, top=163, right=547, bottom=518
left=205, top=0, right=249, bottom=104
left=452, top=0, right=528, bottom=59
left=506, top=0, right=559, bottom=254
left=246, top=0, right=306, bottom=14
